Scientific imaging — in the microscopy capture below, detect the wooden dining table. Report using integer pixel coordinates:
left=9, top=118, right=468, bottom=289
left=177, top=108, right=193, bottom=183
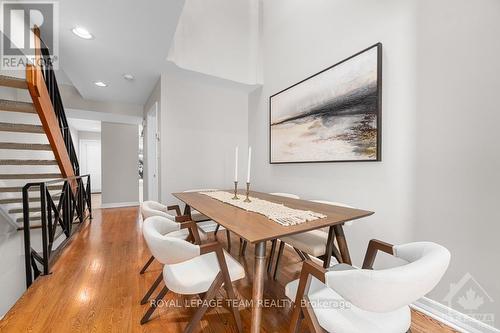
left=173, top=190, right=374, bottom=333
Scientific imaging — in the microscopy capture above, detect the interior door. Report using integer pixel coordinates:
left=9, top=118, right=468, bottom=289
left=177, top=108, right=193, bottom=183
left=147, top=102, right=159, bottom=201
left=80, top=139, right=102, bottom=193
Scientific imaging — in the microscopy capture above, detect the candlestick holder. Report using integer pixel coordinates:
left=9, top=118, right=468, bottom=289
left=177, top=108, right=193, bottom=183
left=244, top=182, right=251, bottom=203
left=232, top=181, right=239, bottom=200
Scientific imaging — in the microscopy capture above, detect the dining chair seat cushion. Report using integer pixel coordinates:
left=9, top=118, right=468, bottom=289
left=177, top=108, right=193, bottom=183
left=280, top=230, right=329, bottom=257
left=196, top=221, right=223, bottom=233
left=191, top=212, right=210, bottom=222
left=285, top=277, right=411, bottom=333
left=163, top=250, right=245, bottom=295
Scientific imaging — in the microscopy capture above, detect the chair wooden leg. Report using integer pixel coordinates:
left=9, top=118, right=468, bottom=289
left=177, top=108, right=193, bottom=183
left=220, top=264, right=243, bottom=333
left=267, top=239, right=277, bottom=273
left=140, top=255, right=155, bottom=274
left=215, top=245, right=243, bottom=333
left=140, top=271, right=163, bottom=305
left=214, top=224, right=220, bottom=236
left=290, top=311, right=304, bottom=333
left=184, top=273, right=224, bottom=333
left=226, top=229, right=231, bottom=252
left=239, top=239, right=248, bottom=257
left=273, top=241, right=285, bottom=280
left=140, top=286, right=169, bottom=324
left=293, top=247, right=306, bottom=261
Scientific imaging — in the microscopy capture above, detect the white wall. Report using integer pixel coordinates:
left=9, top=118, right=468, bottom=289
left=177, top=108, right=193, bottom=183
left=249, top=0, right=417, bottom=265
left=78, top=131, right=101, bottom=141
left=168, top=0, right=262, bottom=84
left=248, top=0, right=500, bottom=328
left=415, top=0, right=500, bottom=324
left=159, top=66, right=249, bottom=204
left=101, top=122, right=139, bottom=206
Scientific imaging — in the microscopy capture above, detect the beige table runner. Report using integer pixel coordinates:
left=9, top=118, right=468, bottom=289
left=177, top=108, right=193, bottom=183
left=199, top=191, right=326, bottom=226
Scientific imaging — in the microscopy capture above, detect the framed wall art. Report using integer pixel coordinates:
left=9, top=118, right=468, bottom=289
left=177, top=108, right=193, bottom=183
left=270, top=43, right=382, bottom=163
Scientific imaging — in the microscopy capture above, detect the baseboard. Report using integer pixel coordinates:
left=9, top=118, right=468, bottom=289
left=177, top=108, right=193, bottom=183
left=411, top=297, right=499, bottom=333
left=100, top=201, right=140, bottom=209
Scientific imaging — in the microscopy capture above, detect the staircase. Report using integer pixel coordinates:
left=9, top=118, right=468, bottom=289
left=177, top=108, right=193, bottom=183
left=0, top=84, right=62, bottom=230
left=0, top=27, right=92, bottom=287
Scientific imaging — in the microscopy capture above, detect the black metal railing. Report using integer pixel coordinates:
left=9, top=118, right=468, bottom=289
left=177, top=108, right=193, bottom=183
left=23, top=175, right=92, bottom=287
left=39, top=44, right=79, bottom=175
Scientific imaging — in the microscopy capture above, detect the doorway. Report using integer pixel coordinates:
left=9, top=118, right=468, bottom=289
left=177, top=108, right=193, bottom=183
left=146, top=102, right=159, bottom=201
left=79, top=139, right=102, bottom=193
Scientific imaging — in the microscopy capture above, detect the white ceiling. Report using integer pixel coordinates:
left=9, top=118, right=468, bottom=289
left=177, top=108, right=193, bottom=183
left=42, top=0, right=185, bottom=105
left=68, top=118, right=101, bottom=132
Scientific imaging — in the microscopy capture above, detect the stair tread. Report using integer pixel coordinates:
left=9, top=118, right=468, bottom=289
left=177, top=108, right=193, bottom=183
left=9, top=207, right=42, bottom=213
left=0, top=142, right=52, bottom=150
left=0, top=159, right=58, bottom=165
left=0, top=185, right=64, bottom=193
left=0, top=122, right=44, bottom=134
left=0, top=99, right=35, bottom=113
left=0, top=173, right=61, bottom=179
left=17, top=224, right=43, bottom=230
left=0, top=193, right=62, bottom=204
left=16, top=216, right=41, bottom=222
left=0, top=75, right=28, bottom=89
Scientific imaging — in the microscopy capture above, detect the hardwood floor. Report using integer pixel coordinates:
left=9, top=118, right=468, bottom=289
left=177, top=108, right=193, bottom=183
left=0, top=206, right=457, bottom=332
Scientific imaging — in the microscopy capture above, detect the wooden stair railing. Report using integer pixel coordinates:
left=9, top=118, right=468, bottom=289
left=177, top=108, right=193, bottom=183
left=25, top=26, right=75, bottom=180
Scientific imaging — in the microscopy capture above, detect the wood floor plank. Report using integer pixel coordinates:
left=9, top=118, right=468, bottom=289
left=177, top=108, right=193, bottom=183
left=0, top=206, right=458, bottom=333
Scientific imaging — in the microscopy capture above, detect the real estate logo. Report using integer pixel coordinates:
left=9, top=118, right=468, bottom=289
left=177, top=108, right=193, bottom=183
left=443, top=273, right=495, bottom=327
left=1, top=0, right=59, bottom=70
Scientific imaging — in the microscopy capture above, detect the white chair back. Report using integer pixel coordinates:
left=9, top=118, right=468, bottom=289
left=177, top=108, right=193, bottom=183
left=270, top=192, right=300, bottom=199
left=142, top=216, right=200, bottom=265
left=325, top=242, right=450, bottom=312
left=141, top=201, right=176, bottom=220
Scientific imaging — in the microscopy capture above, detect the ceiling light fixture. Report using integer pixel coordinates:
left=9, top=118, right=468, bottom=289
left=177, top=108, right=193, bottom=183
left=94, top=81, right=107, bottom=87
left=123, top=74, right=135, bottom=81
left=72, top=26, right=94, bottom=40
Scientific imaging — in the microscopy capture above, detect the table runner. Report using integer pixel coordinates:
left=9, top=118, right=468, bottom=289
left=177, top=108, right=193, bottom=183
left=199, top=191, right=326, bottom=226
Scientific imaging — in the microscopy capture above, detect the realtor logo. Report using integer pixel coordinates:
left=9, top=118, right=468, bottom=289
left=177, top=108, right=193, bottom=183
left=443, top=273, right=495, bottom=326
left=1, top=0, right=58, bottom=70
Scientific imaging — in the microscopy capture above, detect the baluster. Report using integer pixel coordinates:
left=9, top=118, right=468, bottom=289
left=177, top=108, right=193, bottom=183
left=40, top=185, right=49, bottom=275
left=23, top=186, right=33, bottom=287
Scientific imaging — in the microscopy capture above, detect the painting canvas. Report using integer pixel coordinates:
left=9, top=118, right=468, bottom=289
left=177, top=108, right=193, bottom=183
left=270, top=43, right=382, bottom=163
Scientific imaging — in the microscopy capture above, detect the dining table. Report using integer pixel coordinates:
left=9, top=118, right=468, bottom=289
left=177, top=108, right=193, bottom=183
left=173, top=190, right=374, bottom=333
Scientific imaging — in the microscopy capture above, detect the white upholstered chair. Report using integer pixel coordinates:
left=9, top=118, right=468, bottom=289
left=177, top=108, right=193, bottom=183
left=140, top=216, right=245, bottom=332
left=286, top=240, right=451, bottom=333
left=271, top=200, right=353, bottom=280
left=139, top=215, right=198, bottom=304
left=139, top=201, right=207, bottom=275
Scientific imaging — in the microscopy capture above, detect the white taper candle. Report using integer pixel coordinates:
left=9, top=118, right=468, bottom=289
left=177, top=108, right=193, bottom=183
left=247, top=146, right=252, bottom=183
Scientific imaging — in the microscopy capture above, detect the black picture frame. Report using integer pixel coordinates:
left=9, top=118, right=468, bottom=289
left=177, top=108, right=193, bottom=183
left=269, top=43, right=382, bottom=164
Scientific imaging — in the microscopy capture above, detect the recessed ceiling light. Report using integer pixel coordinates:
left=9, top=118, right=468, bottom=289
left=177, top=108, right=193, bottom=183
left=72, top=26, right=94, bottom=40
left=123, top=74, right=135, bottom=81
left=94, top=81, right=107, bottom=87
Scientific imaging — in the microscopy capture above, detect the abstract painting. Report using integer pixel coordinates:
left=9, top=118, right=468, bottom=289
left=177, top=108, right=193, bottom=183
left=270, top=43, right=382, bottom=163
